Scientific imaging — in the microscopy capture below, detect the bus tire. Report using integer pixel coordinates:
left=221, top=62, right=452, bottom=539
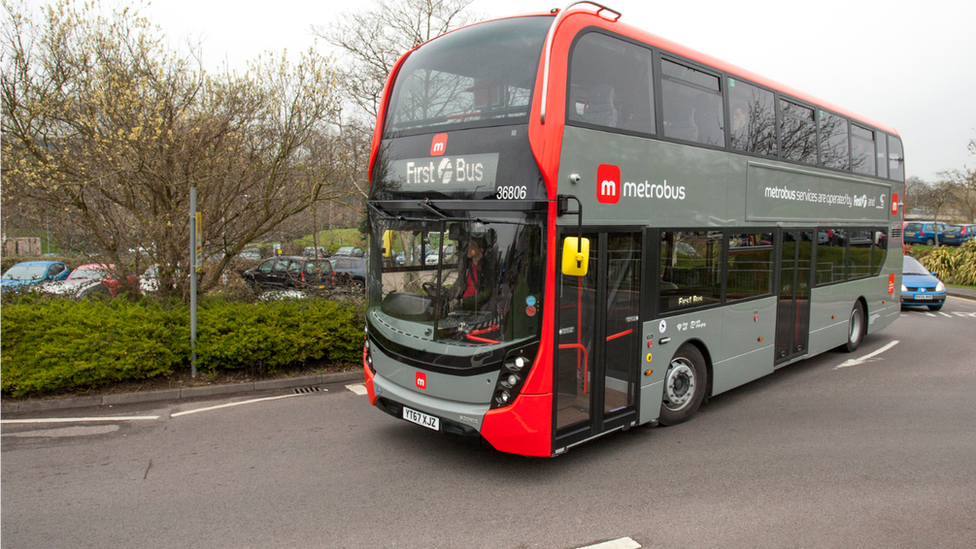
left=659, top=345, right=707, bottom=426
left=843, top=301, right=865, bottom=353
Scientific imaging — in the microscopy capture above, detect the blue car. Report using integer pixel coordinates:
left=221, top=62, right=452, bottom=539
left=901, top=256, right=946, bottom=311
left=1, top=260, right=70, bottom=291
left=941, top=224, right=976, bottom=246
left=903, top=221, right=947, bottom=246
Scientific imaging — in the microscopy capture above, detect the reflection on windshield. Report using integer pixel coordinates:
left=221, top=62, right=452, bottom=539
left=903, top=257, right=931, bottom=276
left=369, top=211, right=544, bottom=349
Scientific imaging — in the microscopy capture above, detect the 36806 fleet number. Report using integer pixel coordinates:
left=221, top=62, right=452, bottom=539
left=496, top=185, right=527, bottom=200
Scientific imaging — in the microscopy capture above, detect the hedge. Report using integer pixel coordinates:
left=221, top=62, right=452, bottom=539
left=1, top=296, right=365, bottom=397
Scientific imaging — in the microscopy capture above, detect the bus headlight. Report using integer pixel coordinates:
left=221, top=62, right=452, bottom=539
left=490, top=343, right=538, bottom=409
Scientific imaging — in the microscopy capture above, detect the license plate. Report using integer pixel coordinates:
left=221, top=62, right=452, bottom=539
left=914, top=294, right=933, bottom=300
left=402, top=406, right=440, bottom=431
left=906, top=232, right=916, bottom=237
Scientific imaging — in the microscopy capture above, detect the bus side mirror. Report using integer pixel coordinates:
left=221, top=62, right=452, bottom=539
left=382, top=231, right=393, bottom=258
left=561, top=237, right=589, bottom=277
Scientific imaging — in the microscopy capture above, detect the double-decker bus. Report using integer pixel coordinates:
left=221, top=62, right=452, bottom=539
left=362, top=2, right=905, bottom=457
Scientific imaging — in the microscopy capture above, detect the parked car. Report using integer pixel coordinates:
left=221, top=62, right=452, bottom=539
left=941, top=224, right=976, bottom=246
left=333, top=246, right=364, bottom=257
left=901, top=255, right=946, bottom=311
left=1, top=261, right=70, bottom=291
left=303, top=246, right=328, bottom=258
left=903, top=221, right=948, bottom=246
left=331, top=256, right=366, bottom=291
left=242, top=256, right=334, bottom=290
left=39, top=263, right=139, bottom=298
left=238, top=248, right=263, bottom=261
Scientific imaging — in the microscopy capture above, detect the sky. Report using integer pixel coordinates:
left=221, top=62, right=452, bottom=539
left=138, top=0, right=976, bottom=181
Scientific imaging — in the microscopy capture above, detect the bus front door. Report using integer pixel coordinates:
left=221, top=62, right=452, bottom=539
left=775, top=230, right=812, bottom=365
left=555, top=231, right=642, bottom=450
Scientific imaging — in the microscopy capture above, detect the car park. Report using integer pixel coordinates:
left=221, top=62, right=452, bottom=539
left=242, top=256, right=334, bottom=290
left=39, top=263, right=139, bottom=298
left=903, top=221, right=948, bottom=246
left=901, top=255, right=946, bottom=311
left=1, top=261, right=70, bottom=291
left=941, top=224, right=976, bottom=246
left=303, top=246, right=328, bottom=258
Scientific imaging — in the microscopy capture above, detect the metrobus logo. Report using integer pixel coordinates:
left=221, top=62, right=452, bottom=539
left=597, top=164, right=620, bottom=204
left=415, top=372, right=427, bottom=390
left=430, top=134, right=448, bottom=156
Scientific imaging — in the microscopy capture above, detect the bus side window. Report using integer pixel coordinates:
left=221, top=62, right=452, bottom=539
left=567, top=32, right=656, bottom=134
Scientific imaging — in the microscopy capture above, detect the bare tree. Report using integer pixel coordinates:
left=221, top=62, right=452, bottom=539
left=2, top=0, right=352, bottom=298
left=312, top=0, right=479, bottom=120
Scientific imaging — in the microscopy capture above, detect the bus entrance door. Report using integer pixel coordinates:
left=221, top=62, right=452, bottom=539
left=555, top=231, right=641, bottom=450
left=775, top=230, right=812, bottom=365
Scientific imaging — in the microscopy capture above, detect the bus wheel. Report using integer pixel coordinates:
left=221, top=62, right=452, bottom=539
left=659, top=345, right=707, bottom=426
left=843, top=302, right=865, bottom=353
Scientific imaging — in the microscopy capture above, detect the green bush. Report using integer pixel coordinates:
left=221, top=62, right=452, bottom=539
left=920, top=240, right=976, bottom=286
left=1, top=298, right=189, bottom=397
left=1, top=295, right=365, bottom=397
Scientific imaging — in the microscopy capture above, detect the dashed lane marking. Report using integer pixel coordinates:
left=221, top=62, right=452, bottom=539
left=170, top=393, right=309, bottom=418
left=1, top=416, right=159, bottom=424
left=346, top=384, right=368, bottom=396
left=835, top=340, right=900, bottom=370
left=577, top=538, right=641, bottom=549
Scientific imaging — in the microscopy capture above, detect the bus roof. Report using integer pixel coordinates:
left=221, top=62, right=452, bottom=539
left=555, top=7, right=900, bottom=136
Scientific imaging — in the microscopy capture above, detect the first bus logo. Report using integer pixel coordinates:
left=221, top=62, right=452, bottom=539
left=597, top=164, right=620, bottom=204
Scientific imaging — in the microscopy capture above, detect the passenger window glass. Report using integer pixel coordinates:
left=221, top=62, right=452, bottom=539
left=659, top=231, right=723, bottom=313
left=848, top=230, right=873, bottom=279
left=872, top=229, right=888, bottom=276
left=567, top=33, right=655, bottom=133
left=726, top=232, right=774, bottom=302
left=728, top=79, right=776, bottom=156
left=816, top=229, right=847, bottom=285
left=819, top=111, right=850, bottom=170
left=888, top=136, right=905, bottom=181
left=257, top=259, right=275, bottom=273
left=779, top=99, right=817, bottom=164
left=661, top=59, right=725, bottom=146
left=850, top=124, right=875, bottom=175
left=876, top=132, right=888, bottom=178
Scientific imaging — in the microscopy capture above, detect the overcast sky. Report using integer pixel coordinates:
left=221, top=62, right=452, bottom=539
left=142, top=0, right=976, bottom=181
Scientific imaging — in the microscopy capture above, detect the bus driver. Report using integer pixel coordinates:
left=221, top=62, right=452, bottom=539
left=452, top=235, right=496, bottom=311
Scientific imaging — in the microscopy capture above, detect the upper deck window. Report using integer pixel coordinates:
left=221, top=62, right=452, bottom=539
left=728, top=78, right=776, bottom=156
left=567, top=32, right=656, bottom=134
left=850, top=124, right=875, bottom=176
left=661, top=59, right=725, bottom=147
left=384, top=17, right=552, bottom=137
left=819, top=110, right=850, bottom=170
left=779, top=99, right=817, bottom=164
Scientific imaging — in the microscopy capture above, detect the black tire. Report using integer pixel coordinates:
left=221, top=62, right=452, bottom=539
left=843, top=301, right=865, bottom=353
left=928, top=303, right=944, bottom=311
left=659, top=345, right=707, bottom=426
left=925, top=237, right=935, bottom=246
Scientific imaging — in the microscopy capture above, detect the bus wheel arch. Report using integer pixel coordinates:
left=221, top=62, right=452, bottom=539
left=659, top=341, right=710, bottom=426
left=842, top=298, right=868, bottom=353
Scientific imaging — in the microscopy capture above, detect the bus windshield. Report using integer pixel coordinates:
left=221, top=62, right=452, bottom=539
left=369, top=209, right=545, bottom=351
left=384, top=16, right=552, bottom=136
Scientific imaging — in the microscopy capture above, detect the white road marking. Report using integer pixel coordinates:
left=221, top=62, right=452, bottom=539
left=577, top=538, right=641, bottom=549
left=170, top=393, right=306, bottom=418
left=925, top=312, right=936, bottom=317
left=1, top=416, right=159, bottom=424
left=346, top=384, right=368, bottom=396
left=940, top=312, right=953, bottom=318
left=2, top=425, right=120, bottom=437
left=835, top=340, right=900, bottom=370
